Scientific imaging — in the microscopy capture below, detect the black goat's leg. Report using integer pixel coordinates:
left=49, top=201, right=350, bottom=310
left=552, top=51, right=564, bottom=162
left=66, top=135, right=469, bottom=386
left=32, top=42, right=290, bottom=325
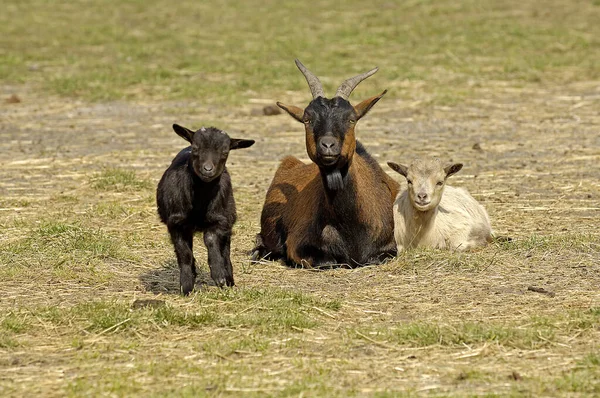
left=204, top=229, right=230, bottom=288
left=220, top=233, right=234, bottom=286
left=170, top=228, right=196, bottom=295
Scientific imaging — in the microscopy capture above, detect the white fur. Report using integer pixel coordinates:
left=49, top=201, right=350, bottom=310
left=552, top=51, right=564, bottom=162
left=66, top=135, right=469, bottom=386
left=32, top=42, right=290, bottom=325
left=391, top=159, right=492, bottom=251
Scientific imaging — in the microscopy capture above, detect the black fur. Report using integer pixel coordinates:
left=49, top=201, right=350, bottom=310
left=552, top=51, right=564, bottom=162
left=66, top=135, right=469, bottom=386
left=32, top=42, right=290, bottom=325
left=156, top=125, right=254, bottom=295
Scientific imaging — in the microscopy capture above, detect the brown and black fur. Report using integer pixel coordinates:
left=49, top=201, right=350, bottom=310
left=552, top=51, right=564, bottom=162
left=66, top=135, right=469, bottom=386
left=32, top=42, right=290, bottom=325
left=251, top=61, right=399, bottom=267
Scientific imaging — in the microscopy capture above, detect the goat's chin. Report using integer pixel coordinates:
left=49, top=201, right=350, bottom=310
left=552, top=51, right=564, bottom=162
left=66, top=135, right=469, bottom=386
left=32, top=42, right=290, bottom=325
left=196, top=173, right=219, bottom=183
left=413, top=202, right=435, bottom=212
left=325, top=169, right=345, bottom=191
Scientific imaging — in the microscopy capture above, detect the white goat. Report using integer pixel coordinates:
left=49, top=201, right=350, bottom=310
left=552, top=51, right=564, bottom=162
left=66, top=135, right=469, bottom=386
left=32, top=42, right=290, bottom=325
left=387, top=158, right=493, bottom=252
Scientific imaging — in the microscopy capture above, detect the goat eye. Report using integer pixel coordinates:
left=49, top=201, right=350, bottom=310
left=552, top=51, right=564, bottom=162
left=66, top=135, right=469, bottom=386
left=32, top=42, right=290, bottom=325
left=304, top=119, right=311, bottom=125
left=436, top=181, right=444, bottom=186
left=407, top=180, right=413, bottom=185
left=349, top=119, right=356, bottom=124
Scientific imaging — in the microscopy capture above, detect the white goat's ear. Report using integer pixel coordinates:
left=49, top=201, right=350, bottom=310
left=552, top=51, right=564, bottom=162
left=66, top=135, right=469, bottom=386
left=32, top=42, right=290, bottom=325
left=387, top=162, right=408, bottom=177
left=276, top=102, right=305, bottom=123
left=444, top=163, right=463, bottom=178
left=172, top=124, right=195, bottom=143
left=230, top=139, right=255, bottom=150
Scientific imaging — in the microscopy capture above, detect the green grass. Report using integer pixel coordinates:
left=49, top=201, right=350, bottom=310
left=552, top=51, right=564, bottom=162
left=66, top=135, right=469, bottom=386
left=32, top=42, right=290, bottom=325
left=38, top=301, right=217, bottom=333
left=392, top=233, right=599, bottom=274
left=0, top=220, right=131, bottom=282
left=357, top=320, right=550, bottom=349
left=1, top=313, right=29, bottom=334
left=0, top=312, right=30, bottom=349
left=9, top=288, right=340, bottom=339
left=91, top=168, right=152, bottom=191
left=355, top=307, right=600, bottom=350
left=1, top=0, right=599, bottom=103
left=554, top=353, right=600, bottom=394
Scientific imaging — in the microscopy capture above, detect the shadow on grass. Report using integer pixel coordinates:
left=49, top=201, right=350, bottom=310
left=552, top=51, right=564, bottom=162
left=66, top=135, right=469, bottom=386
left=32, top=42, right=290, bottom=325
left=139, top=259, right=215, bottom=295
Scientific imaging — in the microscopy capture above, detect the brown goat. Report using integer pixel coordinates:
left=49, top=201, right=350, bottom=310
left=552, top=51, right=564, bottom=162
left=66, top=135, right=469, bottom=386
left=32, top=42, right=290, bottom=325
left=251, top=60, right=399, bottom=267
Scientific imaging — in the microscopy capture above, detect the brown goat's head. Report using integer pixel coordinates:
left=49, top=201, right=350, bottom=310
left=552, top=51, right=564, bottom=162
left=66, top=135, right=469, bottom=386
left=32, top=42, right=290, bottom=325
left=277, top=60, right=386, bottom=190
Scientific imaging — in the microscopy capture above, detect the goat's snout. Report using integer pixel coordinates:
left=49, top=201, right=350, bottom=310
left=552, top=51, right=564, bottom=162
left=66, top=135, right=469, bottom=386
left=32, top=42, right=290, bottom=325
left=414, top=190, right=431, bottom=208
left=318, top=136, right=340, bottom=166
left=195, top=161, right=219, bottom=182
left=320, top=136, right=337, bottom=151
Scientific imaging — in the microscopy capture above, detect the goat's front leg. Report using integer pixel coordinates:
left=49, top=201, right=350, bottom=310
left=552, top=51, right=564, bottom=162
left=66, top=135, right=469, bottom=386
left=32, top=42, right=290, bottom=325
left=170, top=228, right=196, bottom=295
left=204, top=229, right=234, bottom=287
left=220, top=234, right=234, bottom=286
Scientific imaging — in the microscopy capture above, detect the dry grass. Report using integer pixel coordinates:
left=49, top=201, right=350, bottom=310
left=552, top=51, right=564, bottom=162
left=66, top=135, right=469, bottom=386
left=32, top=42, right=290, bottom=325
left=1, top=79, right=599, bottom=396
left=1, top=0, right=600, bottom=396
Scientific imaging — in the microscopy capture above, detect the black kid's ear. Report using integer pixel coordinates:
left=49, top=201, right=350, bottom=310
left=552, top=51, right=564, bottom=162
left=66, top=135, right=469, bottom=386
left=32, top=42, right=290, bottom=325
left=276, top=102, right=305, bottom=123
left=387, top=161, right=409, bottom=177
left=444, top=163, right=463, bottom=178
left=354, top=90, right=387, bottom=120
left=172, top=124, right=195, bottom=143
left=230, top=139, right=255, bottom=150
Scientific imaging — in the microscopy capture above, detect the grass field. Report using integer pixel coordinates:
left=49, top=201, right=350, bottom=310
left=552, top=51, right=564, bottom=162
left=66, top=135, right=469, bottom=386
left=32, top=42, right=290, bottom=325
left=1, top=0, right=599, bottom=396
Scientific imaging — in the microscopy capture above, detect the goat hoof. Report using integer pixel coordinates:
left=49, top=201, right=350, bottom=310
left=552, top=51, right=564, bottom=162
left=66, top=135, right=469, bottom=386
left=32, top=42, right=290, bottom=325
left=250, top=249, right=261, bottom=261
left=213, top=278, right=227, bottom=288
left=180, top=275, right=195, bottom=296
left=180, top=285, right=194, bottom=296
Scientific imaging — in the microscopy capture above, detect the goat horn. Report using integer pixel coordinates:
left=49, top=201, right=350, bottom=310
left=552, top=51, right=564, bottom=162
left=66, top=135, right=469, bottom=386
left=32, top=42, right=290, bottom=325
left=295, top=59, right=325, bottom=99
left=335, top=67, right=379, bottom=100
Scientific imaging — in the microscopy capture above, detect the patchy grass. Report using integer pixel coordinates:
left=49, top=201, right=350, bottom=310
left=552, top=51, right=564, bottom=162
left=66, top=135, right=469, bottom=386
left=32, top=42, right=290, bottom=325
left=0, top=220, right=132, bottom=285
left=0, top=313, right=29, bottom=349
left=2, top=110, right=599, bottom=396
left=90, top=168, right=152, bottom=192
left=29, top=288, right=338, bottom=336
left=1, top=0, right=600, bottom=396
left=357, top=306, right=600, bottom=350
left=1, top=0, right=600, bottom=103
left=5, top=221, right=129, bottom=261
left=554, top=353, right=600, bottom=394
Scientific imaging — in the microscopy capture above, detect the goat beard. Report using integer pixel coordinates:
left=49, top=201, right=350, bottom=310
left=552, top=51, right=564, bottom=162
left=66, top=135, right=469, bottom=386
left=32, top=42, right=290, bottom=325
left=325, top=168, right=345, bottom=191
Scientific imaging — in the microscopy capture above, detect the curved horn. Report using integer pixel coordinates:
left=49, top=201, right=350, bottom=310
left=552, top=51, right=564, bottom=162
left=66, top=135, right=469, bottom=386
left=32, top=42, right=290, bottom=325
left=295, top=59, right=325, bottom=99
left=335, top=67, right=379, bottom=100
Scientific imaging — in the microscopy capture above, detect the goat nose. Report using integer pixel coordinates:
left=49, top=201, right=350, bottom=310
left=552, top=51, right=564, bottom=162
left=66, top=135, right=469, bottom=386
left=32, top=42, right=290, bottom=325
left=417, top=193, right=428, bottom=201
left=320, top=137, right=336, bottom=149
left=203, top=164, right=214, bottom=172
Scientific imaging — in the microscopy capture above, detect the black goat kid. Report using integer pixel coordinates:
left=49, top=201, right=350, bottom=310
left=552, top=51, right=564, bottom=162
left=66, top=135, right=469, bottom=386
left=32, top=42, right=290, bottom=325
left=157, top=124, right=254, bottom=295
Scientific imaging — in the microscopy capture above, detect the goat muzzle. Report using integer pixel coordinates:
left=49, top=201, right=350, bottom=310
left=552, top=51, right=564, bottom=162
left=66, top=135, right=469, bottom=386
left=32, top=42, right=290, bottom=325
left=317, top=136, right=341, bottom=165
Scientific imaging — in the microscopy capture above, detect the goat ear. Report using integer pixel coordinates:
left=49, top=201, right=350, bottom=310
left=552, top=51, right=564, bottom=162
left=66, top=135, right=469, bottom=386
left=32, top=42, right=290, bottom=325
left=444, top=163, right=463, bottom=178
left=276, top=102, right=305, bottom=123
left=354, top=90, right=387, bottom=120
left=387, top=162, right=408, bottom=177
left=172, top=124, right=195, bottom=143
left=230, top=139, right=255, bottom=150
